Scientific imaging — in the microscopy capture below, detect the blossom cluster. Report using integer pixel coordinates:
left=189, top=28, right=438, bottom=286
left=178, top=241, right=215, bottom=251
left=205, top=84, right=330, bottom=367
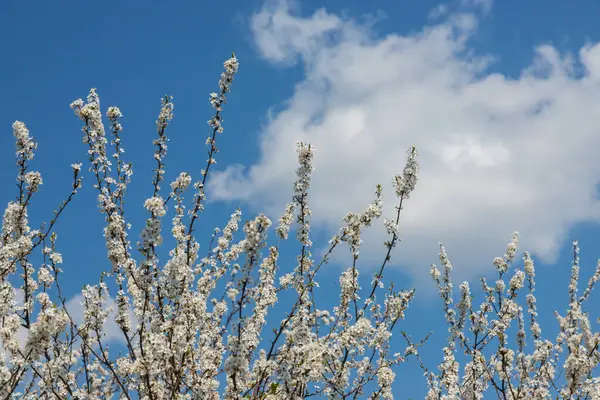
left=0, top=52, right=598, bottom=400
left=426, top=237, right=600, bottom=399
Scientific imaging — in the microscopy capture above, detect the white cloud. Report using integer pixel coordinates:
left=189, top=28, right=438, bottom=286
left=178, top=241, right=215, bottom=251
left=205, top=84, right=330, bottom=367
left=460, top=0, right=492, bottom=13
left=208, top=0, right=600, bottom=289
left=430, top=0, right=492, bottom=19
left=250, top=0, right=342, bottom=65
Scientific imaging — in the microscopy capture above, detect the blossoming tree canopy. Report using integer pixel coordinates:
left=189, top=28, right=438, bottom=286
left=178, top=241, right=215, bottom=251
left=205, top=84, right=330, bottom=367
left=1, top=53, right=599, bottom=399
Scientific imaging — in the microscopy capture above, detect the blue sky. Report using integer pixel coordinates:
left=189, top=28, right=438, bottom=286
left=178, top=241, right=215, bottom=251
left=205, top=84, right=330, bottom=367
left=2, top=0, right=600, bottom=397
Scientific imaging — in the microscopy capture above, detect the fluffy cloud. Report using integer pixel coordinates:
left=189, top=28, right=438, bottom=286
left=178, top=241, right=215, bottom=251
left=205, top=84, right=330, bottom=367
left=209, top=0, right=600, bottom=288
left=430, top=0, right=493, bottom=19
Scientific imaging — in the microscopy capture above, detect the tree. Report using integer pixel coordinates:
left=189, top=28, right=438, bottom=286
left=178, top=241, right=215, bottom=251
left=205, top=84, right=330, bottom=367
left=0, top=54, right=598, bottom=399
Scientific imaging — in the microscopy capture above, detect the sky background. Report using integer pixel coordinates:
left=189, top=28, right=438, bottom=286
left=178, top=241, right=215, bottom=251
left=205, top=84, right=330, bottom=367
left=2, top=0, right=600, bottom=398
